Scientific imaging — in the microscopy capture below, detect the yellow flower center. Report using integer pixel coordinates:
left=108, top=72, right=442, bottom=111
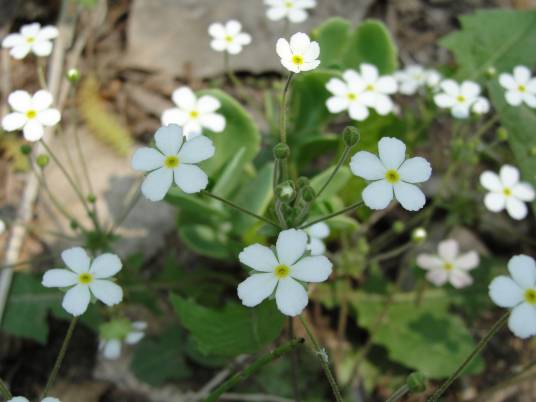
left=274, top=264, right=290, bottom=279
left=366, top=84, right=375, bottom=91
left=456, top=95, right=465, bottom=103
left=443, top=262, right=454, bottom=271
left=518, top=84, right=526, bottom=93
left=26, top=36, right=35, bottom=44
left=189, top=110, right=199, bottom=119
left=164, top=155, right=180, bottom=169
left=385, top=169, right=400, bottom=184
left=78, top=272, right=93, bottom=284
left=502, top=187, right=512, bottom=197
left=524, top=288, right=536, bottom=304
left=26, top=109, right=37, bottom=119
left=285, top=1, right=294, bottom=8
left=224, top=35, right=234, bottom=43
left=347, top=92, right=358, bottom=101
left=292, top=55, right=304, bottom=65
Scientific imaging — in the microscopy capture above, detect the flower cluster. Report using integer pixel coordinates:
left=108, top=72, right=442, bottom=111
left=434, top=80, right=489, bottom=118
left=265, top=0, right=316, bottom=23
left=394, top=64, right=441, bottom=95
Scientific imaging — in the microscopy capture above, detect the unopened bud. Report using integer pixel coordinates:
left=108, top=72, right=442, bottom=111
left=66, top=68, right=81, bottom=84
left=20, top=144, right=32, bottom=155
left=406, top=372, right=427, bottom=393
left=296, top=176, right=309, bottom=188
left=343, top=126, right=360, bottom=147
left=87, top=194, right=97, bottom=203
left=273, top=143, right=290, bottom=160
left=485, top=66, right=497, bottom=78
left=301, top=186, right=316, bottom=202
left=392, top=220, right=405, bottom=234
left=275, top=181, right=295, bottom=203
left=36, top=154, right=49, bottom=168
left=411, top=227, right=427, bottom=243
left=70, top=220, right=79, bottom=230
left=497, top=127, right=508, bottom=141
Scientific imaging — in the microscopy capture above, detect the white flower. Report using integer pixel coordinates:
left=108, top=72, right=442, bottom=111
left=433, top=80, right=483, bottom=119
left=237, top=229, right=332, bottom=316
left=99, top=321, right=147, bottom=360
left=425, top=69, right=442, bottom=89
left=395, top=65, right=442, bottom=95
left=161, top=87, right=226, bottom=139
left=42, top=247, right=123, bottom=317
left=132, top=125, right=215, bottom=201
left=265, top=0, right=316, bottom=23
left=208, top=20, right=251, bottom=55
left=357, top=63, right=397, bottom=115
left=350, top=137, right=431, bottom=211
left=2, top=23, right=58, bottom=59
left=480, top=165, right=535, bottom=220
left=1, top=90, right=61, bottom=141
left=325, top=70, right=371, bottom=121
left=472, top=96, right=490, bottom=115
left=8, top=398, right=61, bottom=402
left=306, top=222, right=329, bottom=255
left=499, top=66, right=536, bottom=108
left=489, top=255, right=536, bottom=339
left=417, top=239, right=479, bottom=288
left=276, top=32, right=320, bottom=73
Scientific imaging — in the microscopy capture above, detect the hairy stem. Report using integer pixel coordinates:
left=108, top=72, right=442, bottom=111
left=279, top=73, right=294, bottom=145
left=313, top=146, right=351, bottom=202
left=300, top=200, right=364, bottom=229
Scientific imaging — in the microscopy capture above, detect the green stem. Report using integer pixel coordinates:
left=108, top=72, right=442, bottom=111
left=279, top=73, right=294, bottom=145
left=202, top=191, right=282, bottom=229
left=0, top=378, right=12, bottom=400
left=386, top=384, right=410, bottom=402
left=299, top=316, right=343, bottom=402
left=300, top=200, right=363, bottom=229
left=313, top=146, right=351, bottom=202
left=369, top=242, right=412, bottom=264
left=427, top=312, right=509, bottom=402
left=41, top=316, right=78, bottom=398
left=202, top=338, right=304, bottom=402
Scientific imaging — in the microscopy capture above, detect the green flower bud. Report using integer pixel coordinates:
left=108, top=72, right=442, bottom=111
left=69, top=220, right=79, bottom=230
left=343, top=126, right=360, bottom=147
left=411, top=227, right=427, bottom=244
left=66, top=68, right=81, bottom=84
left=19, top=144, right=32, bottom=155
left=485, top=66, right=497, bottom=78
left=87, top=194, right=97, bottom=203
left=406, top=372, right=427, bottom=393
left=273, top=143, right=290, bottom=160
left=36, top=154, right=49, bottom=168
left=275, top=181, right=296, bottom=203
left=301, top=186, right=316, bottom=202
left=496, top=127, right=508, bottom=141
left=296, top=176, right=309, bottom=188
left=392, top=220, right=405, bottom=234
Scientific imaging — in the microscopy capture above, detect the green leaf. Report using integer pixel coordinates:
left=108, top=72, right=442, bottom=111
left=165, top=188, right=227, bottom=223
left=312, top=17, right=352, bottom=69
left=131, top=325, right=191, bottom=386
left=440, top=9, right=536, bottom=79
left=171, top=294, right=285, bottom=357
left=179, top=224, right=240, bottom=260
left=342, top=20, right=398, bottom=74
left=211, top=147, right=248, bottom=198
left=294, top=133, right=340, bottom=167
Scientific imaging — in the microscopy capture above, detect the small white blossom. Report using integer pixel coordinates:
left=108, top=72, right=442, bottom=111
left=8, top=398, right=61, bottom=402
left=237, top=229, right=332, bottom=316
left=395, top=65, right=441, bottom=95
left=305, top=222, right=329, bottom=255
left=357, top=63, right=397, bottom=115
left=2, top=90, right=61, bottom=141
left=99, top=320, right=147, bottom=360
left=325, top=70, right=371, bottom=121
left=489, top=255, right=536, bottom=339
left=132, top=125, right=215, bottom=201
left=434, top=80, right=483, bottom=119
left=499, top=66, right=536, bottom=108
left=2, top=23, right=58, bottom=59
left=265, top=0, right=316, bottom=23
left=472, top=96, right=490, bottom=115
left=42, top=248, right=123, bottom=317
left=276, top=32, right=320, bottom=73
left=208, top=20, right=251, bottom=55
left=161, top=87, right=226, bottom=139
left=417, top=239, right=479, bottom=288
left=350, top=137, right=431, bottom=211
left=480, top=165, right=535, bottom=220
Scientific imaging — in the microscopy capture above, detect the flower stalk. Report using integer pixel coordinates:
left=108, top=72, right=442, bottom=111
left=386, top=384, right=410, bottom=402
left=300, top=200, right=364, bottom=229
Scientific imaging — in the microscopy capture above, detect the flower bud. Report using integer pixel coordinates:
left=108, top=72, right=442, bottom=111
left=485, top=66, right=497, bottom=78
left=392, top=220, right=405, bottom=234
left=496, top=127, right=508, bottom=141
left=87, top=194, right=97, bottom=203
left=301, top=186, right=316, bottom=202
left=19, top=144, right=32, bottom=155
left=36, top=154, right=49, bottom=168
left=66, top=68, right=81, bottom=84
left=275, top=181, right=296, bottom=203
left=273, top=143, right=290, bottom=160
left=343, top=126, right=360, bottom=147
left=296, top=176, right=309, bottom=188
left=70, top=220, right=79, bottom=230
left=411, top=227, right=427, bottom=244
left=406, top=372, right=427, bottom=393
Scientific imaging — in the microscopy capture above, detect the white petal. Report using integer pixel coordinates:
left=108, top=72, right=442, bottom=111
left=2, top=33, right=25, bottom=48
left=500, top=165, right=520, bottom=187
left=350, top=151, right=386, bottom=180
left=440, top=80, right=460, bottom=97
left=32, top=90, right=54, bottom=110
left=506, top=197, right=528, bottom=220
left=307, top=238, right=325, bottom=255
left=499, top=73, right=517, bottom=90
left=61, top=247, right=90, bottom=273
left=102, top=339, right=122, bottom=359
left=199, top=113, right=226, bottom=132
left=513, top=66, right=531, bottom=84
left=480, top=171, right=502, bottom=192
left=131, top=147, right=164, bottom=172
left=508, top=255, right=536, bottom=289
left=461, top=81, right=481, bottom=98
left=362, top=180, right=393, bottom=210
left=10, top=44, right=31, bottom=59
left=172, top=87, right=197, bottom=110
left=426, top=269, right=448, bottom=287
left=489, top=276, right=524, bottom=307
left=290, top=256, right=332, bottom=283
left=343, top=70, right=365, bottom=91
left=378, top=137, right=406, bottom=169
left=276, top=229, right=308, bottom=266
left=303, top=41, right=320, bottom=62
left=508, top=303, right=536, bottom=339
left=37, top=26, right=59, bottom=40
left=397, top=157, right=431, bottom=183
left=90, top=253, right=122, bottom=278
left=178, top=135, right=215, bottom=163
left=348, top=102, right=369, bottom=121
left=393, top=182, right=426, bottom=211
left=235, top=33, right=252, bottom=46
left=7, top=397, right=29, bottom=402
left=239, top=244, right=278, bottom=272
left=183, top=121, right=203, bottom=138
left=434, top=93, right=455, bottom=108
left=211, top=39, right=228, bottom=52
left=21, top=23, right=41, bottom=37
left=505, top=91, right=523, bottom=106
left=8, top=90, right=32, bottom=112
left=267, top=7, right=287, bottom=21
left=225, top=20, right=242, bottom=36
left=173, top=164, right=208, bottom=194
left=276, top=38, right=292, bottom=61
left=125, top=331, right=145, bottom=344
left=37, top=109, right=60, bottom=126
left=62, top=284, right=91, bottom=316
left=289, top=32, right=310, bottom=54
left=90, top=280, right=123, bottom=306
left=275, top=277, right=308, bottom=316
left=455, top=251, right=479, bottom=270
left=281, top=58, right=300, bottom=73
left=376, top=76, right=397, bottom=94
left=197, top=96, right=221, bottom=113
left=416, top=254, right=443, bottom=270
left=449, top=269, right=473, bottom=288
left=299, top=60, right=320, bottom=72
left=373, top=94, right=394, bottom=115
left=360, top=63, right=379, bottom=83
left=308, top=222, right=329, bottom=239
left=522, top=93, right=536, bottom=108
left=155, top=124, right=183, bottom=156
left=451, top=104, right=470, bottom=119
left=326, top=96, right=348, bottom=113
left=161, top=108, right=187, bottom=126
left=141, top=167, right=173, bottom=201
left=208, top=23, right=225, bottom=38
left=2, top=113, right=27, bottom=131
left=41, top=398, right=61, bottom=402
left=23, top=120, right=44, bottom=142
left=42, top=269, right=78, bottom=287
left=31, top=41, right=53, bottom=57
left=484, top=192, right=506, bottom=212
left=438, top=239, right=459, bottom=261
left=326, top=78, right=348, bottom=96
left=512, top=182, right=535, bottom=201
left=288, top=8, right=307, bottom=23
left=237, top=273, right=278, bottom=307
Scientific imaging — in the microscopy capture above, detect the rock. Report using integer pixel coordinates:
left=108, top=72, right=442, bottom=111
left=124, top=0, right=374, bottom=78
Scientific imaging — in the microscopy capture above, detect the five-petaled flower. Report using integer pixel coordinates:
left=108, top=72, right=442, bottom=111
left=305, top=222, right=329, bottom=255
left=276, top=32, right=320, bottom=73
left=237, top=229, right=332, bottom=316
left=161, top=87, right=226, bottom=139
left=489, top=255, right=536, bottom=339
left=417, top=239, right=479, bottom=288
left=208, top=20, right=252, bottom=55
left=99, top=320, right=147, bottom=360
left=499, top=65, right=536, bottom=108
left=42, top=247, right=123, bottom=316
left=326, top=70, right=372, bottom=121
left=350, top=137, right=431, bottom=211
left=355, top=63, right=398, bottom=115
left=434, top=80, right=485, bottom=119
left=2, top=22, right=58, bottom=59
left=480, top=164, right=535, bottom=220
left=1, top=90, right=61, bottom=141
left=265, top=0, right=316, bottom=23
left=132, top=124, right=215, bottom=201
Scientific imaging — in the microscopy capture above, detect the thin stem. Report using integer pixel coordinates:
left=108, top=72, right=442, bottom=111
left=299, top=316, right=343, bottom=402
left=369, top=242, right=412, bottom=264
left=0, top=378, right=12, bottom=400
left=288, top=318, right=301, bottom=402
left=41, top=316, right=78, bottom=398
left=427, top=312, right=510, bottom=402
left=473, top=114, right=500, bottom=142
left=202, top=338, right=304, bottom=402
left=279, top=73, right=294, bottom=145
left=300, top=200, right=364, bottom=229
left=314, top=146, right=351, bottom=202
left=37, top=59, right=48, bottom=90
left=386, top=384, right=410, bottom=402
left=202, top=190, right=282, bottom=229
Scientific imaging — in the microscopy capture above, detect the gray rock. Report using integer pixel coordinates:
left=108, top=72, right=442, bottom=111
left=125, top=0, right=373, bottom=78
